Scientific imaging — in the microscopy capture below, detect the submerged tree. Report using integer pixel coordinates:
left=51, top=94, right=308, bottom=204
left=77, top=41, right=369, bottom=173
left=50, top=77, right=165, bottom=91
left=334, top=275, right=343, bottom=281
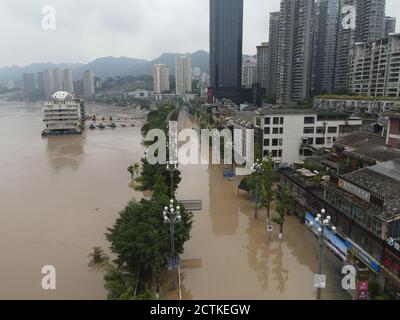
left=103, top=104, right=192, bottom=300
left=259, top=157, right=275, bottom=224
left=127, top=162, right=141, bottom=180
left=273, top=187, right=293, bottom=240
left=134, top=158, right=181, bottom=196
left=88, top=247, right=109, bottom=269
left=106, top=198, right=192, bottom=298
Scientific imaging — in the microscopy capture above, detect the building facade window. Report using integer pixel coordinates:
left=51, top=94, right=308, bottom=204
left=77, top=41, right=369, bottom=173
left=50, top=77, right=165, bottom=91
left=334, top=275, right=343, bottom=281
left=316, top=127, right=326, bottom=134
left=304, top=116, right=315, bottom=124
left=304, top=127, right=315, bottom=134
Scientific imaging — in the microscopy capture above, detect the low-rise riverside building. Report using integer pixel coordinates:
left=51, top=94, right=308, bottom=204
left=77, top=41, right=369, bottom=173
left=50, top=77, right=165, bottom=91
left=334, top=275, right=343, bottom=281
left=251, top=109, right=362, bottom=167
left=333, top=132, right=400, bottom=172
left=313, top=96, right=400, bottom=115
left=387, top=111, right=400, bottom=148
left=279, top=160, right=400, bottom=300
left=42, top=91, right=83, bottom=136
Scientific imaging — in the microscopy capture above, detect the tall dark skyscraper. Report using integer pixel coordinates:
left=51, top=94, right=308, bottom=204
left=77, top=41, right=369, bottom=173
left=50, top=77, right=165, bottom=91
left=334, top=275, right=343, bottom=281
left=210, top=0, right=243, bottom=103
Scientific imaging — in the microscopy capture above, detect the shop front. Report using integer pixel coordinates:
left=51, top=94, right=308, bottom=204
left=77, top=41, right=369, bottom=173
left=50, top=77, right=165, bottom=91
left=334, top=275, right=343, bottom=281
left=345, top=238, right=382, bottom=300
left=305, top=212, right=348, bottom=261
left=382, top=238, right=400, bottom=299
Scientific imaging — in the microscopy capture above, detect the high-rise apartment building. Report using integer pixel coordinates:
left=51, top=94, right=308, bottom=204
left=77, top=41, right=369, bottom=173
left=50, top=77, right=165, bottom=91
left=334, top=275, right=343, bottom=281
left=22, top=73, right=36, bottom=98
left=175, top=56, right=192, bottom=94
left=52, top=68, right=64, bottom=92
left=210, top=0, right=243, bottom=103
left=313, top=0, right=340, bottom=94
left=267, top=12, right=280, bottom=98
left=63, top=69, right=74, bottom=93
left=43, top=69, right=54, bottom=99
left=153, top=64, right=170, bottom=94
left=361, top=0, right=386, bottom=42
left=385, top=16, right=397, bottom=36
left=256, top=43, right=269, bottom=91
left=276, top=0, right=296, bottom=106
left=242, top=56, right=257, bottom=89
left=349, top=33, right=400, bottom=98
left=83, top=70, right=95, bottom=97
left=36, top=72, right=45, bottom=98
left=334, top=0, right=362, bottom=91
left=276, top=0, right=314, bottom=105
left=292, top=0, right=315, bottom=102
left=335, top=0, right=386, bottom=91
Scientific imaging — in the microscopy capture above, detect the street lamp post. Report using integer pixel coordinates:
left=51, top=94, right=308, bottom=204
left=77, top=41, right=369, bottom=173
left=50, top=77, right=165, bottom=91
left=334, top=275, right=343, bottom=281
left=310, top=208, right=337, bottom=300
left=163, top=199, right=182, bottom=290
left=166, top=158, right=178, bottom=198
left=251, top=159, right=262, bottom=219
left=225, top=139, right=234, bottom=173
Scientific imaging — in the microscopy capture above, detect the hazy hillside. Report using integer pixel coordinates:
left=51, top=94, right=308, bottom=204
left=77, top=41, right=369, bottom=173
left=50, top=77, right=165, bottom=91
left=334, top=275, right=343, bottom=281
left=72, top=57, right=148, bottom=78
left=0, top=50, right=210, bottom=85
left=0, top=63, right=83, bottom=85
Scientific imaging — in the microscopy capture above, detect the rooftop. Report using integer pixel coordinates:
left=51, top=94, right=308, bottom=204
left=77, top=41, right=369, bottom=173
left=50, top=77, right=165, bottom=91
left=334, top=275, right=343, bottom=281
left=279, top=168, right=322, bottom=190
left=314, top=94, right=400, bottom=102
left=51, top=91, right=75, bottom=101
left=259, top=108, right=316, bottom=116
left=344, top=159, right=400, bottom=220
left=334, top=132, right=400, bottom=163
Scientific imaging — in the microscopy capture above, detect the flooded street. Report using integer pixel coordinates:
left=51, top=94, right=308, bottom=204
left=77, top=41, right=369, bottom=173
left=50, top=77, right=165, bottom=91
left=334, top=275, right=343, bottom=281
left=0, top=101, right=145, bottom=299
left=172, top=111, right=350, bottom=300
left=0, top=102, right=349, bottom=300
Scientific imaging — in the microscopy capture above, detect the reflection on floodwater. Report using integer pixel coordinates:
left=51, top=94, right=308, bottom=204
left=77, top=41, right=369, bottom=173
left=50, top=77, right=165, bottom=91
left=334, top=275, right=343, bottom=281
left=47, top=136, right=86, bottom=171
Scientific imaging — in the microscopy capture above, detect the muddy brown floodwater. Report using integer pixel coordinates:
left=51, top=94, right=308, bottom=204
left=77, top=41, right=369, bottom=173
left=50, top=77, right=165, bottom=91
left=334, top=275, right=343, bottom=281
left=162, top=111, right=351, bottom=300
left=0, top=101, right=349, bottom=300
left=0, top=101, right=145, bottom=299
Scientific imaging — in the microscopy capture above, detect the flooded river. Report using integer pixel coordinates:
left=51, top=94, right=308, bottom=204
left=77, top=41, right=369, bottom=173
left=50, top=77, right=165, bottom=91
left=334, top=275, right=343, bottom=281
left=0, top=101, right=349, bottom=300
left=0, top=101, right=145, bottom=299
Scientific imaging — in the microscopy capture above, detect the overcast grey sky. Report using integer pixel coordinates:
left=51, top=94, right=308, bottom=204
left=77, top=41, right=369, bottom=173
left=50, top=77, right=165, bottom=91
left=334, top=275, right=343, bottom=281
left=1, top=0, right=399, bottom=67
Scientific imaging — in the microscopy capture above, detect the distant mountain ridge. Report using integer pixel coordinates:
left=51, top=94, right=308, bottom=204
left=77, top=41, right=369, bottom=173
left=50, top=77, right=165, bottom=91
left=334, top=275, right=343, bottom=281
left=0, top=50, right=210, bottom=85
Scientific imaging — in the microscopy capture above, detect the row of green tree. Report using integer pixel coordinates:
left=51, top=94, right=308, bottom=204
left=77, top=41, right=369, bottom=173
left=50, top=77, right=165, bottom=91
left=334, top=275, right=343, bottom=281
left=89, top=104, right=193, bottom=300
left=239, top=158, right=293, bottom=239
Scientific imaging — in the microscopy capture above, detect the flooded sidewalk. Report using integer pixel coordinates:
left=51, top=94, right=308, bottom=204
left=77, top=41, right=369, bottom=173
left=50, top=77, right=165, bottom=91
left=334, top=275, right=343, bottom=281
left=162, top=111, right=351, bottom=300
